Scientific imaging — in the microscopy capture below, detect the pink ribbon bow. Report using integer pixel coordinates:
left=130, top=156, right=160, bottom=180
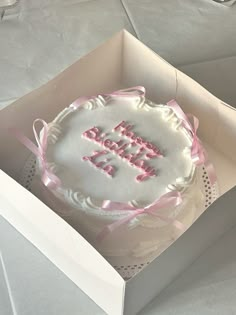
left=97, top=191, right=184, bottom=242
left=167, top=100, right=217, bottom=185
left=9, top=119, right=61, bottom=189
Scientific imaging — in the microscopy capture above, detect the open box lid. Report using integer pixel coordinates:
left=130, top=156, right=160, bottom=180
left=0, top=170, right=125, bottom=314
left=0, top=30, right=236, bottom=315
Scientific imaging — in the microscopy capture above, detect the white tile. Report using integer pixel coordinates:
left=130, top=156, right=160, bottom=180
left=180, top=56, right=236, bottom=106
left=0, top=0, right=134, bottom=107
left=122, top=0, right=236, bottom=66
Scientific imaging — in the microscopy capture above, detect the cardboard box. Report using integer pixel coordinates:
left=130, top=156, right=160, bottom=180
left=0, top=30, right=236, bottom=315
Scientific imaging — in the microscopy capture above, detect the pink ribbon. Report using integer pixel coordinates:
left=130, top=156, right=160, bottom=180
left=9, top=119, right=61, bottom=189
left=167, top=100, right=217, bottom=185
left=70, top=86, right=146, bottom=109
left=97, top=191, right=184, bottom=242
left=9, top=91, right=215, bottom=244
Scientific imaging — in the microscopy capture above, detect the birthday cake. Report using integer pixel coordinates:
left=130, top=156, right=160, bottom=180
left=31, top=87, right=207, bottom=259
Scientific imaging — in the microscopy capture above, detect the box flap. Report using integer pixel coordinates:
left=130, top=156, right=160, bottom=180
left=124, top=186, right=236, bottom=315
left=0, top=170, right=125, bottom=315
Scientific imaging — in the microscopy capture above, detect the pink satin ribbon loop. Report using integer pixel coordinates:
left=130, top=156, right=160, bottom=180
left=186, top=114, right=204, bottom=165
left=71, top=86, right=146, bottom=109
left=97, top=191, right=183, bottom=242
left=167, top=100, right=217, bottom=185
left=9, top=120, right=61, bottom=189
left=33, top=119, right=48, bottom=158
left=167, top=100, right=201, bottom=161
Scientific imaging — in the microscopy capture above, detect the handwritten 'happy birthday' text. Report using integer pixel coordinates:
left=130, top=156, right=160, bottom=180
left=82, top=121, right=163, bottom=182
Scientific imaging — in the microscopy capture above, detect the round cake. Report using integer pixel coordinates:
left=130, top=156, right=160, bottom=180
left=31, top=88, right=206, bottom=260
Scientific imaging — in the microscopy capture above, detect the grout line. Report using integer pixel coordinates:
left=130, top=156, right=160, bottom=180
left=0, top=9, right=5, bottom=20
left=177, top=54, right=236, bottom=69
left=0, top=251, right=18, bottom=315
left=120, top=0, right=140, bottom=39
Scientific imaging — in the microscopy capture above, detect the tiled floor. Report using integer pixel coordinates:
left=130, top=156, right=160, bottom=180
left=123, top=0, right=236, bottom=65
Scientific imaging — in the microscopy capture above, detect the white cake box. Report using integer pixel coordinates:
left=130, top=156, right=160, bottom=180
left=1, top=30, right=236, bottom=315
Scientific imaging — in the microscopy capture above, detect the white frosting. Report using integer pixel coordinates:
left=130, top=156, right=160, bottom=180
left=34, top=93, right=204, bottom=258
left=45, top=96, right=195, bottom=212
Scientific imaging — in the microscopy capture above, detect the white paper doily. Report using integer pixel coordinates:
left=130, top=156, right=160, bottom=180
left=19, top=154, right=219, bottom=280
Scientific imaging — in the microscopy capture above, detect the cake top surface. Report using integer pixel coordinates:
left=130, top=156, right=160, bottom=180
left=44, top=93, right=195, bottom=210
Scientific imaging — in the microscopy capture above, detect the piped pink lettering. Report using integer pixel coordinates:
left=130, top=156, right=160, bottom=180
left=122, top=129, right=134, bottom=138
left=133, top=159, right=146, bottom=168
left=83, top=150, right=107, bottom=162
left=103, top=165, right=116, bottom=177
left=82, top=150, right=116, bottom=177
left=114, top=121, right=129, bottom=132
left=95, top=160, right=106, bottom=168
left=136, top=168, right=156, bottom=182
left=83, top=127, right=101, bottom=140
left=82, top=121, right=163, bottom=182
left=103, top=139, right=113, bottom=148
left=114, top=143, right=129, bottom=156
left=135, top=137, right=144, bottom=145
left=146, top=151, right=162, bottom=159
